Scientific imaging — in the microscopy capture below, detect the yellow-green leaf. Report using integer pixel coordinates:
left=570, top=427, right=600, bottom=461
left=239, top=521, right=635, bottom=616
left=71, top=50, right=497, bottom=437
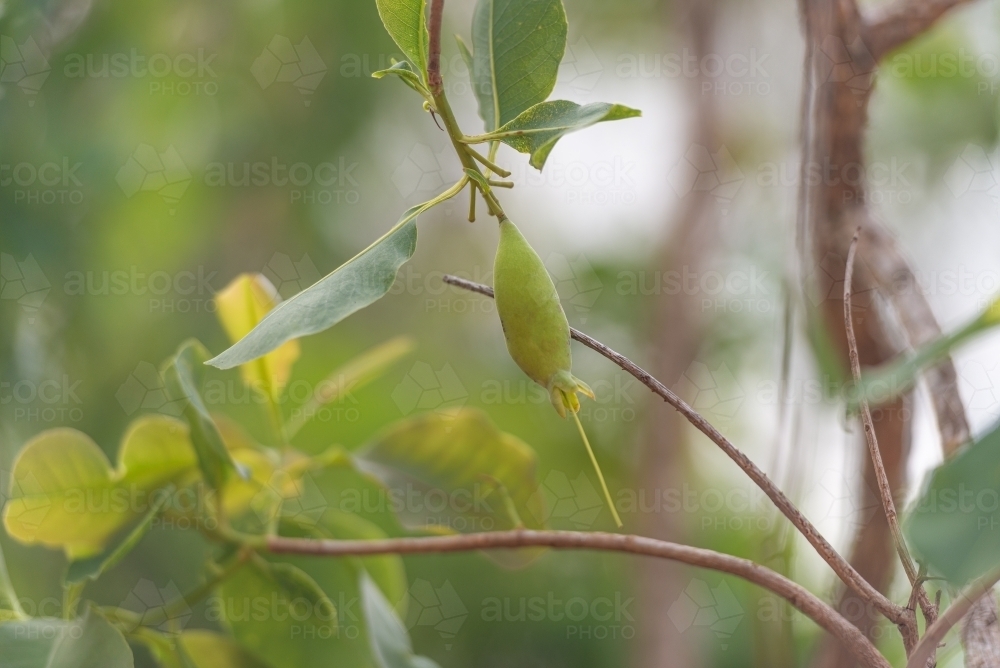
left=215, top=274, right=300, bottom=403
left=181, top=630, right=274, bottom=668
left=359, top=409, right=546, bottom=535
left=3, top=416, right=197, bottom=559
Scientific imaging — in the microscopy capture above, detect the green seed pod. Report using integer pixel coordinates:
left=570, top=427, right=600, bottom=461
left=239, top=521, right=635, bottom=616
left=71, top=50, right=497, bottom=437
left=494, top=218, right=594, bottom=418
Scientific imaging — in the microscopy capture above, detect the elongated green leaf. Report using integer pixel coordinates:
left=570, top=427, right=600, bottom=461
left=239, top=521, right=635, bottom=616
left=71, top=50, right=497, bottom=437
left=163, top=340, right=241, bottom=489
left=483, top=100, right=640, bottom=169
left=375, top=0, right=429, bottom=78
left=358, top=409, right=546, bottom=535
left=471, top=0, right=567, bottom=131
left=66, top=486, right=173, bottom=584
left=360, top=573, right=440, bottom=668
left=207, top=206, right=426, bottom=371
left=850, top=296, right=1000, bottom=410
left=907, top=419, right=1000, bottom=584
left=3, top=418, right=196, bottom=559
left=0, top=608, right=134, bottom=668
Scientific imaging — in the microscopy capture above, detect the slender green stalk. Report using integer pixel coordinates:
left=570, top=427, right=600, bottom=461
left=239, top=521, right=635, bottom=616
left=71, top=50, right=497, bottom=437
left=466, top=146, right=511, bottom=177
left=0, top=541, right=26, bottom=619
left=571, top=411, right=622, bottom=527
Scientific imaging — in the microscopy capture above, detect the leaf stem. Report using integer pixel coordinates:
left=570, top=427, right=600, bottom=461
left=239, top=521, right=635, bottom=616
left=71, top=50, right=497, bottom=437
left=0, top=541, right=26, bottom=619
left=466, top=146, right=511, bottom=177
left=572, top=411, right=622, bottom=527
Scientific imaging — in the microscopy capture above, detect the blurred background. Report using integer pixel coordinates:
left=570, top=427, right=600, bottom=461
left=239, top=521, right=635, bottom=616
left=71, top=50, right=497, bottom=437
left=2, top=0, right=1000, bottom=666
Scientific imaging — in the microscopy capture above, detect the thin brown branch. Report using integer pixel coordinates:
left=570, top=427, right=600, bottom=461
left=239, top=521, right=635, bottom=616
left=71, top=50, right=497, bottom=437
left=427, top=0, right=445, bottom=94
left=865, top=0, right=976, bottom=60
left=844, top=230, right=919, bottom=586
left=266, top=529, right=891, bottom=668
left=906, top=569, right=1000, bottom=668
left=441, top=274, right=907, bottom=625
left=844, top=230, right=935, bottom=655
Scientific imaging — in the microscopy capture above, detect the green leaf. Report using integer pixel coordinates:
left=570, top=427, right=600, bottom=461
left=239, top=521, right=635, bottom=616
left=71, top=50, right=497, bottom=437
left=66, top=486, right=173, bottom=584
left=470, top=0, right=568, bottom=131
left=217, top=557, right=345, bottom=668
left=180, top=631, right=274, bottom=668
left=455, top=35, right=473, bottom=76
left=358, top=409, right=547, bottom=536
left=482, top=100, right=641, bottom=169
left=359, top=573, right=440, bottom=668
left=130, top=628, right=198, bottom=668
left=849, top=298, right=1000, bottom=411
left=375, top=0, right=429, bottom=79
left=3, top=417, right=197, bottom=559
left=0, top=608, right=134, bottom=668
left=207, top=206, right=426, bottom=372
left=907, top=420, right=1000, bottom=584
left=292, top=510, right=408, bottom=612
left=372, top=61, right=428, bottom=97
left=284, top=336, right=416, bottom=440
left=162, top=340, right=241, bottom=489
left=262, top=560, right=338, bottom=625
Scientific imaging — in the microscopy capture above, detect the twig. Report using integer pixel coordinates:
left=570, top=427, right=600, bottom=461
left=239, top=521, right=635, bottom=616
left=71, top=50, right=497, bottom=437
left=427, top=0, right=445, bottom=94
left=865, top=0, right=976, bottom=59
left=266, top=528, right=891, bottom=668
left=906, top=569, right=1000, bottom=668
left=441, top=274, right=907, bottom=625
left=844, top=231, right=921, bottom=585
left=844, top=230, right=936, bottom=654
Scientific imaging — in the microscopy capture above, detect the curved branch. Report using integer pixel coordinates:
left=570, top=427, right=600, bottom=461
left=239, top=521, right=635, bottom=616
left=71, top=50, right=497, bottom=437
left=906, top=569, right=1000, bottom=668
left=866, top=0, right=976, bottom=60
left=441, top=274, right=906, bottom=624
left=845, top=232, right=925, bottom=586
left=266, top=529, right=890, bottom=668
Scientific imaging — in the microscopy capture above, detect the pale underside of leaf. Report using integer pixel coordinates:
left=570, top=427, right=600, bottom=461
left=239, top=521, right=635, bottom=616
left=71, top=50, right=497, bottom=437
left=489, top=100, right=641, bottom=169
left=207, top=205, right=429, bottom=371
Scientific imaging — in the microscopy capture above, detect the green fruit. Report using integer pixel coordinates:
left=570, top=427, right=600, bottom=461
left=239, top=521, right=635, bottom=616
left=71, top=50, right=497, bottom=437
left=494, top=218, right=593, bottom=417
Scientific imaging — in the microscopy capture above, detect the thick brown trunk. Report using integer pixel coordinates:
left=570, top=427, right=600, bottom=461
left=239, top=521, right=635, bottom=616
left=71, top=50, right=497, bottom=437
left=635, top=2, right=720, bottom=666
